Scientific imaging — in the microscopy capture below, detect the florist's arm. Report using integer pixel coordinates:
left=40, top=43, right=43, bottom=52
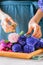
left=29, top=9, right=43, bottom=24
left=27, top=9, right=43, bottom=38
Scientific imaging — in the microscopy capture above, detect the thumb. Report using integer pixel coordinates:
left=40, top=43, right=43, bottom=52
left=26, top=26, right=33, bottom=35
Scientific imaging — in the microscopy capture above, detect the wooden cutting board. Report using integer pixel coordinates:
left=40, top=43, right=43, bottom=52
left=0, top=49, right=43, bottom=59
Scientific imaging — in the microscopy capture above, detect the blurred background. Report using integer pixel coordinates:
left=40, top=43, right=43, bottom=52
left=0, top=0, right=43, bottom=40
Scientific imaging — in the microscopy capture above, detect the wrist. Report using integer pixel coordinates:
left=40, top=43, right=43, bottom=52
left=29, top=20, right=38, bottom=24
left=29, top=17, right=40, bottom=25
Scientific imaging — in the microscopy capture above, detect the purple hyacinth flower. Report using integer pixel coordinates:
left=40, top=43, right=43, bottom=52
left=40, top=38, right=43, bottom=48
left=35, top=41, right=41, bottom=50
left=18, top=35, right=26, bottom=46
left=23, top=45, right=35, bottom=53
left=12, top=44, right=22, bottom=52
left=26, top=36, right=39, bottom=46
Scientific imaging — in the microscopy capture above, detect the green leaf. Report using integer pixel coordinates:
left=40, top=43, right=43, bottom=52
left=5, top=40, right=9, bottom=43
left=19, top=31, right=24, bottom=35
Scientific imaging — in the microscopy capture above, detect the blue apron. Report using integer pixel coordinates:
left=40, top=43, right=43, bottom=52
left=0, top=1, right=43, bottom=40
left=0, top=0, right=38, bottom=1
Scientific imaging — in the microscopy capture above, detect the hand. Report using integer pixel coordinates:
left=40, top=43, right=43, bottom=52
left=27, top=21, right=42, bottom=38
left=0, top=9, right=17, bottom=33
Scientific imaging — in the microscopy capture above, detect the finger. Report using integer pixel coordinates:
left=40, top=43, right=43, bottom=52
left=35, top=33, right=42, bottom=38
left=27, top=26, right=33, bottom=35
left=33, top=26, right=41, bottom=37
left=32, top=25, right=40, bottom=36
left=32, top=26, right=39, bottom=36
left=32, top=27, right=42, bottom=38
left=5, top=17, right=17, bottom=30
left=32, top=28, right=40, bottom=37
left=8, top=17, right=17, bottom=25
left=6, top=16, right=17, bottom=26
left=6, top=21, right=16, bottom=32
left=34, top=30, right=42, bottom=38
left=6, top=25, right=15, bottom=33
left=38, top=33, right=42, bottom=38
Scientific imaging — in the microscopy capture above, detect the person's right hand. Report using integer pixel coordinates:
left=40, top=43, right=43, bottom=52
left=0, top=9, right=17, bottom=33
left=27, top=21, right=42, bottom=38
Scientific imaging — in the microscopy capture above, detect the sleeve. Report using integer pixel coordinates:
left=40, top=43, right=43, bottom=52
left=38, top=0, right=43, bottom=12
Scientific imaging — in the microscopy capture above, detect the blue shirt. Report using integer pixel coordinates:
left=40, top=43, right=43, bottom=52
left=38, top=0, right=43, bottom=12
